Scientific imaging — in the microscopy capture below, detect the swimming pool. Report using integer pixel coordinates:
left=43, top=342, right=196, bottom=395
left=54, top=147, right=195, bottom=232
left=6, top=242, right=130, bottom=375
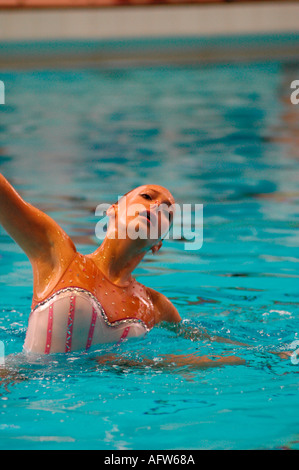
left=0, top=49, right=298, bottom=450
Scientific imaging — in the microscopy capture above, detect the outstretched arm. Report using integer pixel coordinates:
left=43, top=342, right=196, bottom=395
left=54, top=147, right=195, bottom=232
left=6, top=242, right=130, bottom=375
left=162, top=321, right=249, bottom=347
left=0, top=173, right=75, bottom=261
left=96, top=353, right=245, bottom=371
left=149, top=289, right=247, bottom=347
left=0, top=173, right=76, bottom=296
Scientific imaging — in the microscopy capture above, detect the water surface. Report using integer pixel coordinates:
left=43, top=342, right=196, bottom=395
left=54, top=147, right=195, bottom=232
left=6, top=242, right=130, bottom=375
left=0, top=56, right=298, bottom=450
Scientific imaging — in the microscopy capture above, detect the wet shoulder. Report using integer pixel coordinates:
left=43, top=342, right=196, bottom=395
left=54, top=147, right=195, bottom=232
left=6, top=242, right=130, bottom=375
left=145, top=286, right=181, bottom=324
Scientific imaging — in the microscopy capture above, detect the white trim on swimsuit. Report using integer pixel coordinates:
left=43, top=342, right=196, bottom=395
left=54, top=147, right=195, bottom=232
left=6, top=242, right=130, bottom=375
left=24, top=287, right=150, bottom=354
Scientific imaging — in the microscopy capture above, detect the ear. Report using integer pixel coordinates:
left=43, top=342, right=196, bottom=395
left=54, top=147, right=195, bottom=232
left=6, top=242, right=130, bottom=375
left=107, top=204, right=117, bottom=217
left=151, top=240, right=163, bottom=254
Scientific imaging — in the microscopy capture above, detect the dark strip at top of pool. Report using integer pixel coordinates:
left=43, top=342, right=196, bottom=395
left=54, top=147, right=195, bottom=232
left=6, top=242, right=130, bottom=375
left=0, top=33, right=299, bottom=70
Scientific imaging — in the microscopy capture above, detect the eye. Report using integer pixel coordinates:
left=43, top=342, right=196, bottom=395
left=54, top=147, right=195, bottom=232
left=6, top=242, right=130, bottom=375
left=141, top=193, right=152, bottom=201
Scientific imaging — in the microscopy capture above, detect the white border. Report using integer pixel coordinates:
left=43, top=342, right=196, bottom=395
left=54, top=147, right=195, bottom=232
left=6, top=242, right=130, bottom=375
left=0, top=3, right=299, bottom=41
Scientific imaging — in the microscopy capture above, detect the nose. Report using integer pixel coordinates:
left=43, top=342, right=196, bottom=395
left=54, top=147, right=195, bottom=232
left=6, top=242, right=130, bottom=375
left=150, top=200, right=160, bottom=212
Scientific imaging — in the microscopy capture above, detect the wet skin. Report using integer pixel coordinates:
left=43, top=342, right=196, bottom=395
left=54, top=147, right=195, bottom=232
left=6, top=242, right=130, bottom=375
left=1, top=174, right=249, bottom=366
left=0, top=177, right=180, bottom=327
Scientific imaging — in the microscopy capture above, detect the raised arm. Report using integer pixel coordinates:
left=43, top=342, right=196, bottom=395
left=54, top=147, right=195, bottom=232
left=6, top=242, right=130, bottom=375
left=0, top=173, right=76, bottom=296
left=0, top=173, right=75, bottom=260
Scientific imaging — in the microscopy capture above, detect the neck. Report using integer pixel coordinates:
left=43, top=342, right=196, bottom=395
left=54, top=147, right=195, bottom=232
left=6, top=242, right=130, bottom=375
left=91, top=236, right=147, bottom=286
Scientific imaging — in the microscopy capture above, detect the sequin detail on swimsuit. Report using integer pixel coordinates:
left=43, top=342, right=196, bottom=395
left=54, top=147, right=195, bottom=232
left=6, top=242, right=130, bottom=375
left=24, top=287, right=150, bottom=354
left=65, top=295, right=76, bottom=353
left=86, top=307, right=97, bottom=351
left=117, top=326, right=131, bottom=346
left=45, top=303, right=54, bottom=354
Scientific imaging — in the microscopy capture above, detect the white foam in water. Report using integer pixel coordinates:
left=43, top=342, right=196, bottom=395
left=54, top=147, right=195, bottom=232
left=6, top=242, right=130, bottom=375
left=0, top=341, right=5, bottom=366
left=0, top=80, right=4, bottom=105
left=269, top=310, right=292, bottom=316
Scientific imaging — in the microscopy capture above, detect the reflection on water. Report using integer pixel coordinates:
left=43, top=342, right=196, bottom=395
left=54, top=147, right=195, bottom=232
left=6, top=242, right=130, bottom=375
left=0, top=58, right=298, bottom=450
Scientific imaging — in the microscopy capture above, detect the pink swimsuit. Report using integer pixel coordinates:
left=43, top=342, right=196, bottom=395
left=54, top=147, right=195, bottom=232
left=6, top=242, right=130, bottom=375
left=24, top=287, right=149, bottom=354
left=24, top=252, right=153, bottom=354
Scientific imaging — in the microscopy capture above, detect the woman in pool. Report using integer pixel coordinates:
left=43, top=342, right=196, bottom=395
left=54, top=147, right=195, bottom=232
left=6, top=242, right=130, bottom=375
left=0, top=173, right=244, bottom=367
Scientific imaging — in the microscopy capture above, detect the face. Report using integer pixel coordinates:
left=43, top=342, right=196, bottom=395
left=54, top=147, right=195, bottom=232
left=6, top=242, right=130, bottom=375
left=109, top=184, right=175, bottom=248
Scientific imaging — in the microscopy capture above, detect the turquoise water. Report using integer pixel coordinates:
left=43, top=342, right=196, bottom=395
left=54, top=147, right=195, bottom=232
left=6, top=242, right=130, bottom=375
left=0, top=56, right=298, bottom=450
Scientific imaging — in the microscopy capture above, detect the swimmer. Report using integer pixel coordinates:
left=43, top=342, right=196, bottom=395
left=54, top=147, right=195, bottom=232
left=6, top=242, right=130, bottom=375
left=0, top=173, right=244, bottom=367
